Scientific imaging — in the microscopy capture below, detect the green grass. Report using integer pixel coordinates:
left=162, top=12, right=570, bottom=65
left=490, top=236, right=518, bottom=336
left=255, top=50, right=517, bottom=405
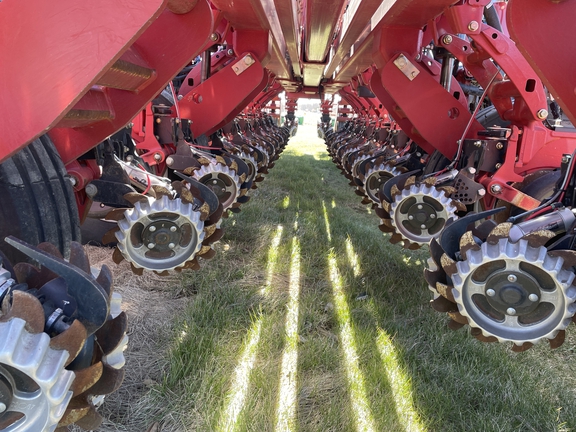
left=144, top=124, right=576, bottom=432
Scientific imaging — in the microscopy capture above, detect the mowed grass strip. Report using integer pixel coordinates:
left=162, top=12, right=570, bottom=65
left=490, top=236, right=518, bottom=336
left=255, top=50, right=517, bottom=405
left=146, top=124, right=576, bottom=432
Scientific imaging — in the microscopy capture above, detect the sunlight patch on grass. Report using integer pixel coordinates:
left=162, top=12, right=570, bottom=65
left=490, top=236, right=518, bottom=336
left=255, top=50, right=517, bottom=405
left=322, top=200, right=332, bottom=242
left=328, top=251, right=377, bottom=432
left=282, top=196, right=290, bottom=209
left=345, top=236, right=361, bottom=277
left=217, top=225, right=286, bottom=430
left=377, top=329, right=426, bottom=432
left=331, top=199, right=336, bottom=209
left=262, top=225, right=284, bottom=295
left=275, top=236, right=301, bottom=431
left=217, top=317, right=263, bottom=432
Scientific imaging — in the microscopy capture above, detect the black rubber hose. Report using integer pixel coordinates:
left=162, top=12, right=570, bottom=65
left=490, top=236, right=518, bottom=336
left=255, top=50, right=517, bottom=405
left=484, top=2, right=502, bottom=32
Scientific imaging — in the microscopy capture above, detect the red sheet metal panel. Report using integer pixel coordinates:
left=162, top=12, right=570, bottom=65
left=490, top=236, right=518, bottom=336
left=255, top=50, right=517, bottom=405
left=211, top=0, right=291, bottom=79
left=176, top=54, right=265, bottom=138
left=49, top=0, right=214, bottom=165
left=377, top=53, right=483, bottom=159
left=507, top=0, right=576, bottom=126
left=0, top=0, right=166, bottom=163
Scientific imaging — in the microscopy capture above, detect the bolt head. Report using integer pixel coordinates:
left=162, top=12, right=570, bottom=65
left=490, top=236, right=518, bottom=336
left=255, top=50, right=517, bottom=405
left=69, top=176, right=78, bottom=186
left=227, top=49, right=234, bottom=55
left=506, top=307, right=517, bottom=316
left=170, top=226, right=177, bottom=232
left=442, top=35, right=453, bottom=45
left=468, top=21, right=479, bottom=31
left=168, top=243, right=176, bottom=249
left=210, top=33, right=219, bottom=41
left=420, top=224, right=426, bottom=229
left=154, top=153, right=162, bottom=161
left=495, top=163, right=502, bottom=169
left=244, top=56, right=254, bottom=65
left=507, top=274, right=517, bottom=282
left=529, top=294, right=539, bottom=302
left=149, top=226, right=157, bottom=232
left=486, top=289, right=496, bottom=297
left=178, top=95, right=184, bottom=101
left=474, top=140, right=482, bottom=147
left=126, top=155, right=134, bottom=162
left=0, top=402, right=5, bottom=413
left=468, top=167, right=477, bottom=174
left=491, top=184, right=502, bottom=194
left=147, top=243, right=155, bottom=249
left=408, top=215, right=414, bottom=220
left=537, top=109, right=549, bottom=119
left=496, top=142, right=504, bottom=150
left=85, top=183, right=98, bottom=197
left=478, top=188, right=486, bottom=196
left=213, top=179, right=218, bottom=184
left=430, top=214, right=436, bottom=219
left=166, top=157, right=174, bottom=166
left=417, top=204, right=423, bottom=209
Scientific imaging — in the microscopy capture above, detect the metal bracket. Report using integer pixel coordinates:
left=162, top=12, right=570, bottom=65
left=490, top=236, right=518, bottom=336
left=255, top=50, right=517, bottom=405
left=232, top=54, right=255, bottom=75
left=393, top=54, right=420, bottom=81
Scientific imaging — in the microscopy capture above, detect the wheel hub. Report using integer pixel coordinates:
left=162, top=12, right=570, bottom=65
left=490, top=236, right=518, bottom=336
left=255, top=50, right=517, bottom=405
left=202, top=176, right=228, bottom=198
left=484, top=268, right=542, bottom=316
left=405, top=202, right=438, bottom=230
left=142, top=220, right=182, bottom=252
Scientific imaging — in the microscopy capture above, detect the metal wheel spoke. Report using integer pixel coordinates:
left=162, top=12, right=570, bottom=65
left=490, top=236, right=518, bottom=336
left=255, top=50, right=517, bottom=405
left=503, top=314, right=522, bottom=328
left=465, top=280, right=485, bottom=296
left=504, top=261, right=521, bottom=272
left=539, top=289, right=559, bottom=304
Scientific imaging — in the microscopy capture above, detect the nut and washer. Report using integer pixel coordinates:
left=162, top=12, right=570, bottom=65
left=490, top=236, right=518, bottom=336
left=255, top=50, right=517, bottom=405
left=468, top=21, right=479, bottom=31
left=442, top=35, right=453, bottom=45
left=537, top=109, right=549, bottom=119
left=491, top=184, right=502, bottom=194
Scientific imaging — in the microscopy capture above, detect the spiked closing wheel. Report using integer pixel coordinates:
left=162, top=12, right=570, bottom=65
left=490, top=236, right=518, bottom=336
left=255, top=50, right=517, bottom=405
left=0, top=240, right=125, bottom=430
left=364, top=163, right=400, bottom=204
left=0, top=317, right=75, bottom=431
left=193, top=162, right=241, bottom=211
left=452, top=238, right=576, bottom=346
left=389, top=183, right=458, bottom=247
left=115, top=195, right=205, bottom=272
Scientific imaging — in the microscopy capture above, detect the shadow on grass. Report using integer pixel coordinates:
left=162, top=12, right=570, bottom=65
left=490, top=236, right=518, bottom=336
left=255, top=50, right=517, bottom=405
left=159, top=148, right=576, bottom=432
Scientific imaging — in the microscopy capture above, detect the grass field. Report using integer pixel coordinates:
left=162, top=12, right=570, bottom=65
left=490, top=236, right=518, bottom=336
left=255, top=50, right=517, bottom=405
left=102, top=124, right=576, bottom=432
